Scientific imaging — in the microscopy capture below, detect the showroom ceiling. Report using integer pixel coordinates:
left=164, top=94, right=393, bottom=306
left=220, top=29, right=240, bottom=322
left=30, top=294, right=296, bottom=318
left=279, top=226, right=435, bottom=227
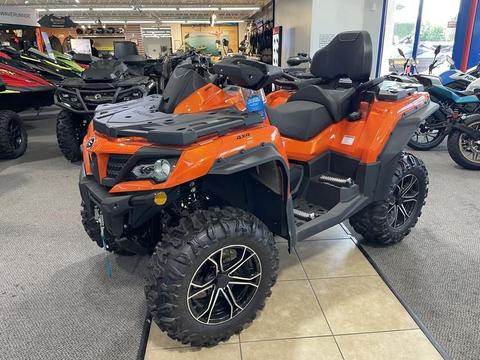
left=3, top=0, right=268, bottom=23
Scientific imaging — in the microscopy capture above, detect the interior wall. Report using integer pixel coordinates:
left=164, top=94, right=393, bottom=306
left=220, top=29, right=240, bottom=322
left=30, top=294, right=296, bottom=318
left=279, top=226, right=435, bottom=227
left=310, top=0, right=366, bottom=57
left=274, top=0, right=313, bottom=66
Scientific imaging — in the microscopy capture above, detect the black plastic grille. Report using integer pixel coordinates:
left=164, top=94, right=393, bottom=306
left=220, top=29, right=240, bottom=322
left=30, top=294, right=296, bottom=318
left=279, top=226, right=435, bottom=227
left=106, top=154, right=131, bottom=179
left=90, top=153, right=100, bottom=183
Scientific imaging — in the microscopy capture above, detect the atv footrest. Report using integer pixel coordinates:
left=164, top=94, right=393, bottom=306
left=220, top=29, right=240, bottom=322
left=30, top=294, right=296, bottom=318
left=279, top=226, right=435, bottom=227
left=293, top=199, right=327, bottom=227
left=306, top=175, right=360, bottom=210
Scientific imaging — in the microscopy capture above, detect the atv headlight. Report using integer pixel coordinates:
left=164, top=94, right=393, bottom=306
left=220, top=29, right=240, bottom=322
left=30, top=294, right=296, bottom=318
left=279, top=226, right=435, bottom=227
left=118, top=89, right=143, bottom=102
left=131, top=159, right=172, bottom=182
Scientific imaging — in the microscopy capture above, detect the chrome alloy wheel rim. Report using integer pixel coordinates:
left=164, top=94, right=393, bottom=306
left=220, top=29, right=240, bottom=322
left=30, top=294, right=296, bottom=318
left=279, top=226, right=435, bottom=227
left=388, top=174, right=420, bottom=229
left=459, top=120, right=480, bottom=164
left=187, top=245, right=262, bottom=325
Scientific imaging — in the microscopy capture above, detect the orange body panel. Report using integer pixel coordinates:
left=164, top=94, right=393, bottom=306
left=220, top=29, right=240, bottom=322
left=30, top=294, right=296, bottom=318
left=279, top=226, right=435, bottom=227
left=84, top=81, right=430, bottom=194
left=279, top=93, right=429, bottom=164
left=174, top=83, right=246, bottom=114
left=265, top=89, right=293, bottom=108
left=83, top=121, right=287, bottom=194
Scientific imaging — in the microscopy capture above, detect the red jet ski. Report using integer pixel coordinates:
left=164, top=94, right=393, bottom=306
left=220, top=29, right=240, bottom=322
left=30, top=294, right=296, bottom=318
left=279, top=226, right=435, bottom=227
left=0, top=62, right=55, bottom=159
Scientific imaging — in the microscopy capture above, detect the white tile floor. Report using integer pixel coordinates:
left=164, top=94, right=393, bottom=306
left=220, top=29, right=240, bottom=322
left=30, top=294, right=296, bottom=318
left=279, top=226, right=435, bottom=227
left=144, top=224, right=443, bottom=360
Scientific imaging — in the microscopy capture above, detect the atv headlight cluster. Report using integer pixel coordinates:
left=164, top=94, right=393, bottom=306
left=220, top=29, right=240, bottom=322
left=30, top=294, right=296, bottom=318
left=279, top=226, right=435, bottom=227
left=58, top=91, right=81, bottom=109
left=131, top=159, right=172, bottom=182
left=118, top=89, right=143, bottom=102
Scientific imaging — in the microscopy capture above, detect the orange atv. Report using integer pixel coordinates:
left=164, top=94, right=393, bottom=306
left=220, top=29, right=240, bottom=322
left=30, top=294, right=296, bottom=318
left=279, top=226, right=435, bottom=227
left=78, top=31, right=438, bottom=346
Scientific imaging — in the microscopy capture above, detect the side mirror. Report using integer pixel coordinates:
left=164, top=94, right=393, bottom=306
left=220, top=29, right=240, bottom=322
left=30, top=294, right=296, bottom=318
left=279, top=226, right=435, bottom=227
left=434, top=45, right=441, bottom=56
left=398, top=48, right=406, bottom=59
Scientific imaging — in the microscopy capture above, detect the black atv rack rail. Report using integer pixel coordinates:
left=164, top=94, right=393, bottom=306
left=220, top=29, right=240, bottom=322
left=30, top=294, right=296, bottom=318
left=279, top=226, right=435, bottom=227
left=93, top=106, right=263, bottom=146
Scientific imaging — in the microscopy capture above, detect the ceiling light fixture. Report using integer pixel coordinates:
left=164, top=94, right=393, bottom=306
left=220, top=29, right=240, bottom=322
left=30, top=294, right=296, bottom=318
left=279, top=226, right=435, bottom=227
left=179, top=7, right=219, bottom=11
left=140, top=7, right=177, bottom=11
left=75, top=20, right=95, bottom=24
left=36, top=8, right=46, bottom=12
left=220, top=7, right=260, bottom=11
left=49, top=8, right=89, bottom=12
left=187, top=20, right=210, bottom=24
left=161, top=20, right=186, bottom=23
left=92, top=7, right=133, bottom=11
left=216, top=20, right=245, bottom=23
left=126, top=20, right=156, bottom=24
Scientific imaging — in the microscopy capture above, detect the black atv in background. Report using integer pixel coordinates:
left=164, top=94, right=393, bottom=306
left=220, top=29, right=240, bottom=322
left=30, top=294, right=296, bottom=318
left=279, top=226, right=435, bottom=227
left=55, top=41, right=162, bottom=161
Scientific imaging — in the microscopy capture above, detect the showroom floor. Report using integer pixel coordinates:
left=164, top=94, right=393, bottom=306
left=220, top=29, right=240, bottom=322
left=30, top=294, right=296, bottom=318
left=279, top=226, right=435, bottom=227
left=145, top=226, right=443, bottom=360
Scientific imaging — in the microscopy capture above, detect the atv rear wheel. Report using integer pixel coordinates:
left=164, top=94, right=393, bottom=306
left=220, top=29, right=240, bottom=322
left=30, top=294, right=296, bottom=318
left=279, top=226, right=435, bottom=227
left=145, top=207, right=278, bottom=347
left=0, top=110, right=27, bottom=159
left=349, top=153, right=428, bottom=245
left=447, top=116, right=480, bottom=170
left=56, top=110, right=88, bottom=162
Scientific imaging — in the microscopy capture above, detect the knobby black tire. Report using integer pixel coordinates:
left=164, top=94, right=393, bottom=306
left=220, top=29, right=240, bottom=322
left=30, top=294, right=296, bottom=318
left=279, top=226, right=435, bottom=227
left=56, top=110, right=87, bottom=162
left=80, top=202, right=133, bottom=255
left=447, top=116, right=480, bottom=170
left=0, top=110, right=27, bottom=159
left=349, top=153, right=428, bottom=245
left=145, top=206, right=278, bottom=347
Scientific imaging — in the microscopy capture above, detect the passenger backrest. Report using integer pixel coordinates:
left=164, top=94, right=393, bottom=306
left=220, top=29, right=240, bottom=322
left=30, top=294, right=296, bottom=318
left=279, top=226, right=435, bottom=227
left=310, top=31, right=372, bottom=84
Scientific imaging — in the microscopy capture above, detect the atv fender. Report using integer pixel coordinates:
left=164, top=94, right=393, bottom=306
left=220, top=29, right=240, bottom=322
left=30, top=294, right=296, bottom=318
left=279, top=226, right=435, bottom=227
left=208, top=143, right=297, bottom=250
left=374, top=99, right=439, bottom=201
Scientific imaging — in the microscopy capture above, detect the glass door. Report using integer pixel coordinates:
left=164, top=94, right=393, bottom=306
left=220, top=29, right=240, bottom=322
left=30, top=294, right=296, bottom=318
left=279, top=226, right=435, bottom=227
left=380, top=0, right=420, bottom=75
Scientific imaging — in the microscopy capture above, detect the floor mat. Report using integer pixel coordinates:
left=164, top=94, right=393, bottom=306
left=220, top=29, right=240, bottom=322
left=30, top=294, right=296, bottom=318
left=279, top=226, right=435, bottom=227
left=0, top=116, right=148, bottom=360
left=357, top=144, right=480, bottom=360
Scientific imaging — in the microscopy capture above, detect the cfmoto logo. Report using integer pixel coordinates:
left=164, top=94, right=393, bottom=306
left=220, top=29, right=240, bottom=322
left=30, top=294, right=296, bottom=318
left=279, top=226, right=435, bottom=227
left=94, top=94, right=102, bottom=100
left=86, top=137, right=95, bottom=149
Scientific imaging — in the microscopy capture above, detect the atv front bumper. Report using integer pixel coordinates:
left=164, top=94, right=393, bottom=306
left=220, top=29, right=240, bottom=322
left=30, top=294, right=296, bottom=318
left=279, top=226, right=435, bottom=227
left=79, top=166, right=174, bottom=237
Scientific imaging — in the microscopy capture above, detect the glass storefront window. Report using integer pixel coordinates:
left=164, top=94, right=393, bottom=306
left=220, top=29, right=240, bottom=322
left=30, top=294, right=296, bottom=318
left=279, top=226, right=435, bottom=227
left=380, top=0, right=461, bottom=75
left=381, top=0, right=420, bottom=75
left=417, top=0, right=461, bottom=74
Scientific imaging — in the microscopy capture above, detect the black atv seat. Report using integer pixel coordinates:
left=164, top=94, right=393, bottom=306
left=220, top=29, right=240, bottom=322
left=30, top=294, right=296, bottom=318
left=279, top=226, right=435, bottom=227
left=288, top=85, right=355, bottom=121
left=267, top=30, right=372, bottom=141
left=266, top=101, right=333, bottom=141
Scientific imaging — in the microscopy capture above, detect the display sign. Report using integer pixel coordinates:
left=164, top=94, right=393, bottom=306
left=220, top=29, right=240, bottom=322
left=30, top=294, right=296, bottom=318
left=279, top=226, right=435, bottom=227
left=38, top=14, right=77, bottom=28
left=272, top=26, right=282, bottom=66
left=70, top=39, right=92, bottom=55
left=141, top=28, right=172, bottom=38
left=0, top=6, right=39, bottom=27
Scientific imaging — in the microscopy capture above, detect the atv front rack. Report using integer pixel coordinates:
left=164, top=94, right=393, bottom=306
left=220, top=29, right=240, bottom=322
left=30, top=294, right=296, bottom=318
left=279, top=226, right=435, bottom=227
left=93, top=97, right=263, bottom=146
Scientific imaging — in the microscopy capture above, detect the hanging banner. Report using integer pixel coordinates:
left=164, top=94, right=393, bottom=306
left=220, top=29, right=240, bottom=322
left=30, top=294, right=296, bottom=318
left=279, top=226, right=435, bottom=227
left=0, top=6, right=39, bottom=27
left=272, top=26, right=282, bottom=66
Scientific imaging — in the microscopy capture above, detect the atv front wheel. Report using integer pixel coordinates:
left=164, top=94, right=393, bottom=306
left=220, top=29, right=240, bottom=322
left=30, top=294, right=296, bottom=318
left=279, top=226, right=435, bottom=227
left=447, top=116, right=480, bottom=170
left=145, top=207, right=278, bottom=347
left=0, top=110, right=27, bottom=159
left=349, top=153, right=428, bottom=245
left=56, top=110, right=88, bottom=162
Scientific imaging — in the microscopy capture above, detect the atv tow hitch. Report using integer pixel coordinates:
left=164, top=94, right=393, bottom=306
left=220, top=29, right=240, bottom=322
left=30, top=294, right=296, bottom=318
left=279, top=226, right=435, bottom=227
left=95, top=206, right=113, bottom=278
